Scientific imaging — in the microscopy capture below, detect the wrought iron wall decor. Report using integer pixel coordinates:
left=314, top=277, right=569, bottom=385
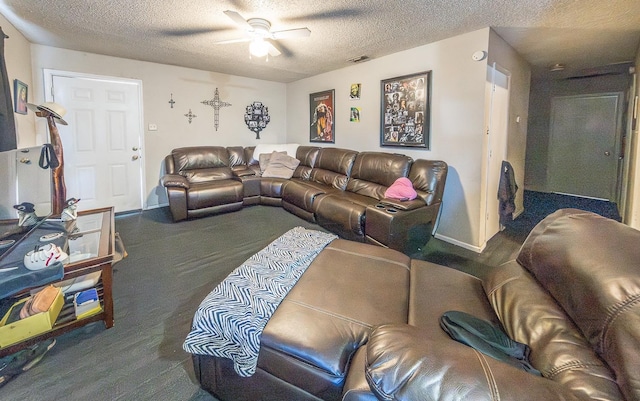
left=201, top=88, right=232, bottom=131
left=244, top=101, right=270, bottom=139
left=168, top=93, right=175, bottom=108
left=184, top=109, right=197, bottom=124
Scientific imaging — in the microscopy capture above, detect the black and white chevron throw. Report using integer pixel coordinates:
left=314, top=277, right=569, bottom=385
left=183, top=226, right=338, bottom=377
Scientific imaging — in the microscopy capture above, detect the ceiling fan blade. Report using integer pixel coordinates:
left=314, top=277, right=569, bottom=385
left=266, top=40, right=281, bottom=57
left=272, top=27, right=311, bottom=40
left=223, top=10, right=253, bottom=30
left=159, top=27, right=229, bottom=37
left=214, top=37, right=252, bottom=45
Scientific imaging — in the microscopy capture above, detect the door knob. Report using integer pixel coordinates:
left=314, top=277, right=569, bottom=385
left=132, top=146, right=139, bottom=151
left=604, top=151, right=611, bottom=156
left=132, top=155, right=140, bottom=161
left=19, top=158, right=31, bottom=164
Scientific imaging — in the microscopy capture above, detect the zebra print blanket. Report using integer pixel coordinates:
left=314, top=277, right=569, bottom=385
left=182, top=227, right=338, bottom=377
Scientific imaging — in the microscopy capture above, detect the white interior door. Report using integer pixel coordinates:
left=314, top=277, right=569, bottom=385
left=48, top=74, right=144, bottom=213
left=484, top=65, right=510, bottom=242
left=548, top=93, right=622, bottom=200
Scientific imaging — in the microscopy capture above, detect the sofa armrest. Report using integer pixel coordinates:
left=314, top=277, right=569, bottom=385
left=232, top=167, right=256, bottom=177
left=161, top=174, right=190, bottom=189
left=378, top=197, right=426, bottom=211
left=366, top=324, right=582, bottom=401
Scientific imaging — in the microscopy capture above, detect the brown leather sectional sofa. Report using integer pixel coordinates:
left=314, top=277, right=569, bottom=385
left=162, top=145, right=448, bottom=254
left=192, top=209, right=640, bottom=401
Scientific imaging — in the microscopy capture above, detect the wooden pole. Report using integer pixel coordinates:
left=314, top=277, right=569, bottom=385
left=44, top=114, right=66, bottom=216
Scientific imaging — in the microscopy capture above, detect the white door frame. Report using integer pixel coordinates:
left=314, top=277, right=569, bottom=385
left=43, top=69, right=146, bottom=211
left=483, top=63, right=510, bottom=247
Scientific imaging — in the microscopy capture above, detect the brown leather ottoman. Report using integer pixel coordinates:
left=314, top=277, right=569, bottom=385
left=192, top=239, right=411, bottom=401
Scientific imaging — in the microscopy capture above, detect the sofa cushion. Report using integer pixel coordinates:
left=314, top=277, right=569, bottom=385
left=260, top=239, right=410, bottom=400
left=184, top=168, right=234, bottom=183
left=282, top=179, right=333, bottom=212
left=408, top=159, right=448, bottom=205
left=262, top=152, right=301, bottom=179
left=186, top=180, right=243, bottom=209
left=365, top=323, right=579, bottom=401
left=294, top=146, right=320, bottom=180
left=310, top=148, right=358, bottom=190
left=314, top=192, right=379, bottom=240
left=172, top=146, right=230, bottom=171
left=171, top=146, right=234, bottom=183
left=346, top=152, right=412, bottom=200
left=260, top=177, right=287, bottom=199
left=226, top=146, right=247, bottom=168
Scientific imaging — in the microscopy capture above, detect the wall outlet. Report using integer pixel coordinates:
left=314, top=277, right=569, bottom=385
left=148, top=123, right=158, bottom=131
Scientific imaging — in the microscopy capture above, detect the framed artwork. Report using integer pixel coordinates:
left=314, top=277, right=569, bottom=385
left=13, top=79, right=28, bottom=115
left=349, top=83, right=361, bottom=100
left=380, top=71, right=431, bottom=149
left=350, top=107, right=361, bottom=122
left=310, top=89, right=335, bottom=143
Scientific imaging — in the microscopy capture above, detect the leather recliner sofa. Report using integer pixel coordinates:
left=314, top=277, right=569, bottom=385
left=161, top=145, right=447, bottom=254
left=191, top=208, right=640, bottom=401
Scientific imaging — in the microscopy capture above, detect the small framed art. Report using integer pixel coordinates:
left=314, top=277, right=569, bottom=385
left=310, top=89, right=335, bottom=143
left=13, top=79, right=28, bottom=115
left=380, top=71, right=431, bottom=148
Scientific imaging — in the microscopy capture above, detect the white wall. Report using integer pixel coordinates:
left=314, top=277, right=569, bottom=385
left=1, top=13, right=35, bottom=147
left=12, top=25, right=533, bottom=250
left=28, top=45, right=287, bottom=209
left=287, top=28, right=492, bottom=250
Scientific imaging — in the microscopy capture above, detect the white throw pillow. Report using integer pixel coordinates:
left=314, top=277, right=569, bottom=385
left=259, top=151, right=286, bottom=174
left=262, top=152, right=301, bottom=179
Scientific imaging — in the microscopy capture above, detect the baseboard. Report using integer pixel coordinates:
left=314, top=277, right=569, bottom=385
left=145, top=203, right=168, bottom=210
left=433, top=232, right=484, bottom=253
left=513, top=207, right=524, bottom=219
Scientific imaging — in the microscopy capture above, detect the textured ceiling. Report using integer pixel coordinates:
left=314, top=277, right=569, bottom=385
left=1, top=0, right=639, bottom=83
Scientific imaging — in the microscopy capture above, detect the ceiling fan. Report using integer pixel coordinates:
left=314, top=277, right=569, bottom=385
left=215, top=10, right=311, bottom=58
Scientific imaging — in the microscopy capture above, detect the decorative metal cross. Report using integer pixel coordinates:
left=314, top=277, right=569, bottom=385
left=168, top=93, right=175, bottom=108
left=184, top=109, right=197, bottom=124
left=201, top=88, right=232, bottom=131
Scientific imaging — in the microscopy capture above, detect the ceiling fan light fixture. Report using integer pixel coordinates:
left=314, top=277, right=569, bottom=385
left=249, top=38, right=270, bottom=58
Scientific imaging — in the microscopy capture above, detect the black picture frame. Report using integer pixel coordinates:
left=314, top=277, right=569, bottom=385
left=309, top=89, right=335, bottom=143
left=380, top=71, right=431, bottom=149
left=13, top=79, right=28, bottom=115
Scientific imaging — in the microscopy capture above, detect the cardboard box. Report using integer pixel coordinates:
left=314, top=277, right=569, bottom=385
left=0, top=288, right=64, bottom=348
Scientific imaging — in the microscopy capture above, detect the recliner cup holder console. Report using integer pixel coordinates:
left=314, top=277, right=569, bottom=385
left=375, top=203, right=398, bottom=213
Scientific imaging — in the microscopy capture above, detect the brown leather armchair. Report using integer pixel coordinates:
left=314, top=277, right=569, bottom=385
left=161, top=147, right=243, bottom=221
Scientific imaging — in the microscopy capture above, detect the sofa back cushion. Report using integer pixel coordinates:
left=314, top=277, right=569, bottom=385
left=516, top=209, right=640, bottom=401
left=346, top=152, right=412, bottom=200
left=227, top=146, right=247, bottom=168
left=408, top=160, right=448, bottom=206
left=310, top=147, right=358, bottom=190
left=293, top=146, right=319, bottom=180
left=484, top=260, right=623, bottom=400
left=171, top=147, right=234, bottom=183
